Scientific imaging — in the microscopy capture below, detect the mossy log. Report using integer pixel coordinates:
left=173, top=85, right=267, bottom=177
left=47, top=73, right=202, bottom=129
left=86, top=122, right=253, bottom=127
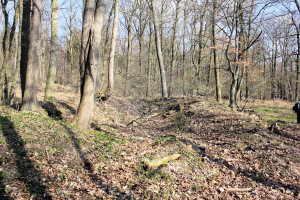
left=144, top=154, right=181, bottom=170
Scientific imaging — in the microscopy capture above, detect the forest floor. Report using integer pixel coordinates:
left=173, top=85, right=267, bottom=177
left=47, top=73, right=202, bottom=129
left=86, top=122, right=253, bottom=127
left=0, top=85, right=299, bottom=199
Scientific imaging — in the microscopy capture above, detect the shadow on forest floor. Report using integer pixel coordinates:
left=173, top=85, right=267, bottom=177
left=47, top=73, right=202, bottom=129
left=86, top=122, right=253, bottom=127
left=0, top=115, right=52, bottom=199
left=61, top=123, right=132, bottom=199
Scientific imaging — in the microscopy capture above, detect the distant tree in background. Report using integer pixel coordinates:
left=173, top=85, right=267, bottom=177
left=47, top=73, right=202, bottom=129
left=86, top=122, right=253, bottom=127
left=44, top=0, right=59, bottom=101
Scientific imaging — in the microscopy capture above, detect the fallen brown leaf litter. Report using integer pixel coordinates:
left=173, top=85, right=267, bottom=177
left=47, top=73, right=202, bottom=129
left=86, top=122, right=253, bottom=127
left=0, top=96, right=299, bottom=199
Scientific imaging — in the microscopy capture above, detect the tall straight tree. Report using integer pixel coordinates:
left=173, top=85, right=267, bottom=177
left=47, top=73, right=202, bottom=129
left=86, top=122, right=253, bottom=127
left=148, top=0, right=168, bottom=98
left=73, top=0, right=106, bottom=129
left=197, top=0, right=208, bottom=93
left=168, top=0, right=180, bottom=97
left=212, top=0, right=222, bottom=103
left=0, top=0, right=20, bottom=105
left=44, top=0, right=58, bottom=101
left=20, top=0, right=42, bottom=111
left=293, top=0, right=300, bottom=101
left=146, top=21, right=154, bottom=98
left=105, top=0, right=119, bottom=100
left=124, top=0, right=138, bottom=97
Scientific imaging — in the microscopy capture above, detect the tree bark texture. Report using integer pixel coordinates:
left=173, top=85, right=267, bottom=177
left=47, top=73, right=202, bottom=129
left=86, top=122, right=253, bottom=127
left=197, top=0, right=208, bottom=94
left=212, top=0, right=222, bottom=103
left=124, top=0, right=138, bottom=97
left=106, top=0, right=119, bottom=99
left=0, top=0, right=20, bottom=105
left=21, top=0, right=42, bottom=112
left=168, top=0, right=180, bottom=97
left=74, top=0, right=106, bottom=129
left=79, top=0, right=96, bottom=96
left=44, top=0, right=58, bottom=101
left=146, top=21, right=154, bottom=98
left=20, top=0, right=31, bottom=101
left=150, top=0, right=168, bottom=98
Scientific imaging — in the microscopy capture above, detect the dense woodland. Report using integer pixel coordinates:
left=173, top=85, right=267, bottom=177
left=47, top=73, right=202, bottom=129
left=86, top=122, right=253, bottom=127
left=0, top=0, right=300, bottom=199
left=0, top=0, right=299, bottom=129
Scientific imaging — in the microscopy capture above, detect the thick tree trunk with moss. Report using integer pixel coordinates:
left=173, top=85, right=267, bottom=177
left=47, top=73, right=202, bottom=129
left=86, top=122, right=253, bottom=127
left=21, top=0, right=42, bottom=112
left=149, top=0, right=168, bottom=98
left=73, top=0, right=106, bottom=129
left=44, top=0, right=58, bottom=101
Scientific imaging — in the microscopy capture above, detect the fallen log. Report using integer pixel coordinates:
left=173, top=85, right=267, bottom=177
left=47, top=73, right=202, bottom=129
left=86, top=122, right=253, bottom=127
left=144, top=154, right=181, bottom=170
left=226, top=188, right=253, bottom=192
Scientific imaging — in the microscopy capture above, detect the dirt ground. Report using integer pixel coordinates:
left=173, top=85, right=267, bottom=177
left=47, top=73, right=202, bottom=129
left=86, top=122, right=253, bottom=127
left=0, top=85, right=299, bottom=199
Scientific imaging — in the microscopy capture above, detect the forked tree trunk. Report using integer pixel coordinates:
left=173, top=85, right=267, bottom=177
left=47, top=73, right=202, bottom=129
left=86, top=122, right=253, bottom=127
left=79, top=0, right=96, bottom=96
left=73, top=0, right=106, bottom=129
left=21, top=0, right=42, bottom=112
left=44, top=0, right=58, bottom=101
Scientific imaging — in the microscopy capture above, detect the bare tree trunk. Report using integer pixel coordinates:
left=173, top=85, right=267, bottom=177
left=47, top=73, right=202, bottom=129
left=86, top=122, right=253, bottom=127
left=212, top=0, right=222, bottom=103
left=69, top=0, right=75, bottom=85
left=99, top=4, right=114, bottom=90
left=44, top=0, right=58, bottom=101
left=105, top=0, right=119, bottom=100
left=20, top=0, right=31, bottom=101
left=197, top=0, right=208, bottom=94
left=124, top=0, right=138, bottom=97
left=160, top=0, right=166, bottom=52
left=79, top=0, right=96, bottom=96
left=0, top=0, right=22, bottom=105
left=296, top=25, right=300, bottom=101
left=74, top=0, right=106, bottom=129
left=205, top=50, right=212, bottom=97
left=182, top=6, right=187, bottom=96
left=168, top=0, right=180, bottom=97
left=21, top=0, right=42, bottom=111
left=149, top=0, right=168, bottom=98
left=0, top=0, right=9, bottom=104
left=8, top=5, right=22, bottom=103
left=146, top=21, right=154, bottom=98
left=1, top=0, right=19, bottom=104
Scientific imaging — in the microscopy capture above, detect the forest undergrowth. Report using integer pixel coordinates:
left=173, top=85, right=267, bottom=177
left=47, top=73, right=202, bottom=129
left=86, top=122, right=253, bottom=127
left=0, top=85, right=299, bottom=199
